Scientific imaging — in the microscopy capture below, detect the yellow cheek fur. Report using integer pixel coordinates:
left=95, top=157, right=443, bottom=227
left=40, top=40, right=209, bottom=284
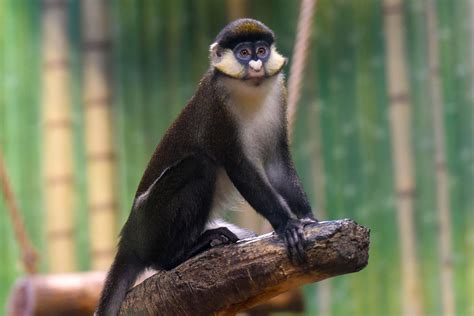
left=265, top=45, right=286, bottom=76
left=212, top=49, right=245, bottom=79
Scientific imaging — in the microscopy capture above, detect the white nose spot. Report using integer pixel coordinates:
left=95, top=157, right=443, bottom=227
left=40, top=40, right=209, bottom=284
left=249, top=59, right=262, bottom=71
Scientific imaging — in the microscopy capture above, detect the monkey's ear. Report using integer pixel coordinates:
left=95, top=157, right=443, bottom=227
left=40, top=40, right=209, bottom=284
left=209, top=42, right=222, bottom=58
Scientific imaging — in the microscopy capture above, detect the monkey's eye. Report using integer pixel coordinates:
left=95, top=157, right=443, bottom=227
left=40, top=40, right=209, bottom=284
left=256, top=47, right=268, bottom=58
left=239, top=49, right=251, bottom=58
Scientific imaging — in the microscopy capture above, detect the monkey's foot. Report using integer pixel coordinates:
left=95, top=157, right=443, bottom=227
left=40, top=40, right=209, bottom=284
left=188, top=227, right=239, bottom=259
left=300, top=215, right=318, bottom=226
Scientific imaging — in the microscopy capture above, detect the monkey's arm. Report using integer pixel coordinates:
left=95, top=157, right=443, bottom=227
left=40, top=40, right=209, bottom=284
left=266, top=141, right=316, bottom=221
left=225, top=157, right=307, bottom=263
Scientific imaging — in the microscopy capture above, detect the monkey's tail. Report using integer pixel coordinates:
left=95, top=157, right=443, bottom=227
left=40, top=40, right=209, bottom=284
left=95, top=249, right=144, bottom=316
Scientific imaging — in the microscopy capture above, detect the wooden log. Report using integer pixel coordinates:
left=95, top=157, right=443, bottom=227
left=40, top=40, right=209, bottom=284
left=7, top=219, right=369, bottom=316
left=120, top=219, right=369, bottom=315
left=7, top=271, right=104, bottom=316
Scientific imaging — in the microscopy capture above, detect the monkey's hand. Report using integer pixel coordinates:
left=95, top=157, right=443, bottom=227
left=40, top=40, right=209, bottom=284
left=277, top=219, right=308, bottom=265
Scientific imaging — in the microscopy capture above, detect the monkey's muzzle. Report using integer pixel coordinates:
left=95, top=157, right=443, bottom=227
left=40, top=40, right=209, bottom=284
left=246, top=60, right=265, bottom=85
left=248, top=60, right=265, bottom=79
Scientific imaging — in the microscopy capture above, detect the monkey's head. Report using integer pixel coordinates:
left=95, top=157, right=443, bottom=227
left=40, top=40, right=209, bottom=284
left=210, top=19, right=287, bottom=84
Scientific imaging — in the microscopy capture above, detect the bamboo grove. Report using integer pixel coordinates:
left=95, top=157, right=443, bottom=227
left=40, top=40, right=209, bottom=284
left=0, top=1, right=473, bottom=315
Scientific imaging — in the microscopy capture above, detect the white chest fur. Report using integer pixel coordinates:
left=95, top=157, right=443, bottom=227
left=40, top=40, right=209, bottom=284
left=210, top=168, right=244, bottom=214
left=225, top=74, right=284, bottom=165
left=209, top=74, right=285, bottom=214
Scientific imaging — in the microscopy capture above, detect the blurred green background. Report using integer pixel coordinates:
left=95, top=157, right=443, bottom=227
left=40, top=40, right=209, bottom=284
left=1, top=0, right=473, bottom=315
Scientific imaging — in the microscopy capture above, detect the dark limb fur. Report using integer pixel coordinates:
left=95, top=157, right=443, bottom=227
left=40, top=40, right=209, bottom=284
left=266, top=139, right=315, bottom=221
left=224, top=156, right=308, bottom=264
left=97, top=155, right=251, bottom=315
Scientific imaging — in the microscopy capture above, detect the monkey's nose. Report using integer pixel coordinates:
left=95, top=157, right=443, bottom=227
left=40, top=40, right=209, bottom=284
left=249, top=60, right=263, bottom=72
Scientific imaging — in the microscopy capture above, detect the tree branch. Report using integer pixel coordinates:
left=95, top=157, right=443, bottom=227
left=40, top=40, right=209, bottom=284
left=120, top=219, right=370, bottom=316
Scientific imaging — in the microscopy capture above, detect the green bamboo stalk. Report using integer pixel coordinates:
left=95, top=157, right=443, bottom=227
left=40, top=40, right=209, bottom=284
left=467, top=1, right=474, bottom=314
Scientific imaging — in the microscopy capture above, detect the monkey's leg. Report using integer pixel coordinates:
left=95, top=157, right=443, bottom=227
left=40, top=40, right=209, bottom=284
left=125, top=153, right=218, bottom=271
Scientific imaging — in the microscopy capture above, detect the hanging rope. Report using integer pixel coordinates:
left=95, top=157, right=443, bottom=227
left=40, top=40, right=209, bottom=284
left=0, top=149, right=39, bottom=274
left=287, top=0, right=318, bottom=141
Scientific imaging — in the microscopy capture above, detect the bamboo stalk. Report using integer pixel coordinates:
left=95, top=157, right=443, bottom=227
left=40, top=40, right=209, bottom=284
left=81, top=0, right=118, bottom=270
left=382, top=0, right=424, bottom=315
left=308, top=102, right=331, bottom=316
left=41, top=0, right=77, bottom=272
left=425, top=1, right=456, bottom=315
left=467, top=1, right=474, bottom=315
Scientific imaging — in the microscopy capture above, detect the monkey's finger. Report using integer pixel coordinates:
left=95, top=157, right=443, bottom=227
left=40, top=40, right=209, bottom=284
left=291, top=233, right=306, bottom=265
left=292, top=230, right=306, bottom=263
left=289, top=231, right=305, bottom=265
left=297, top=243, right=307, bottom=264
left=285, top=231, right=297, bottom=265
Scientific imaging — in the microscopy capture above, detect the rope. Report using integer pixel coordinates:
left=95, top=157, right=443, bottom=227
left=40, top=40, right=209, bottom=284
left=0, top=149, right=39, bottom=274
left=287, top=0, right=318, bottom=141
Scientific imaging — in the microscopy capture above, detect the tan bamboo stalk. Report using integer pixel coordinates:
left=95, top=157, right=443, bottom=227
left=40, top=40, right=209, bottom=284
left=308, top=102, right=330, bottom=316
left=382, top=0, right=424, bottom=315
left=425, top=1, right=455, bottom=315
left=42, top=0, right=77, bottom=272
left=467, top=2, right=474, bottom=315
left=81, top=0, right=118, bottom=270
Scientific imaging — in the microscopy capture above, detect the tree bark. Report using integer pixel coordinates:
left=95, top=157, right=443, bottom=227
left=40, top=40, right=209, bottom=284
left=119, top=219, right=369, bottom=316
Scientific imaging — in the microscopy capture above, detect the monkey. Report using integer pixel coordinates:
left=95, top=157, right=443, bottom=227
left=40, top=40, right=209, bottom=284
left=96, top=18, right=317, bottom=316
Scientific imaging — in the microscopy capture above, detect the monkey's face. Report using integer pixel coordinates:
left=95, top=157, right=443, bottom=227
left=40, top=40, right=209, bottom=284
left=210, top=19, right=287, bottom=84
